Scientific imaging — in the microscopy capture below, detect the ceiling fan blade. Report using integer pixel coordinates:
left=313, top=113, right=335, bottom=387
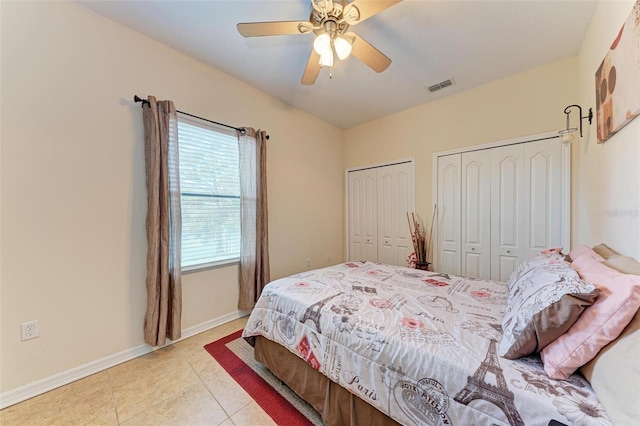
left=301, top=50, right=321, bottom=85
left=348, top=32, right=391, bottom=73
left=237, top=21, right=313, bottom=37
left=345, top=0, right=402, bottom=24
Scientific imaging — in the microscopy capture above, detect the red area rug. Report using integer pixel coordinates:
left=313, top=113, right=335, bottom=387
left=204, top=330, right=322, bottom=426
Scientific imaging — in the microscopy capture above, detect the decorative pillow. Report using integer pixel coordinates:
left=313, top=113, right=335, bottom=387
left=604, top=254, right=640, bottom=275
left=568, top=245, right=604, bottom=263
left=592, top=243, right=620, bottom=260
left=499, top=255, right=598, bottom=359
left=541, top=255, right=640, bottom=379
left=579, top=304, right=640, bottom=426
left=504, top=249, right=565, bottom=291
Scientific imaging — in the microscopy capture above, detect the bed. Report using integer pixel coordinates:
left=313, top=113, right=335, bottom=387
left=242, top=250, right=639, bottom=425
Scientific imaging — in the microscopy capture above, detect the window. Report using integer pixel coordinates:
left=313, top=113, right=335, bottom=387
left=177, top=114, right=240, bottom=271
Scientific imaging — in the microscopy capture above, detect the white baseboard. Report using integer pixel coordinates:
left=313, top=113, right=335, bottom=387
left=0, top=311, right=247, bottom=410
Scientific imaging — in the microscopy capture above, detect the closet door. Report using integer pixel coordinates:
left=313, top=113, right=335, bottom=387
left=348, top=169, right=378, bottom=262
left=461, top=150, right=491, bottom=279
left=523, top=139, right=563, bottom=259
left=378, top=163, right=414, bottom=266
left=377, top=167, right=394, bottom=264
left=437, top=154, right=462, bottom=275
left=435, top=137, right=568, bottom=280
left=490, top=145, right=524, bottom=281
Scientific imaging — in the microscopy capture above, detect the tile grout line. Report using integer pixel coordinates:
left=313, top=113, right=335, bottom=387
left=106, top=369, right=121, bottom=425
left=176, top=338, right=229, bottom=420
left=110, top=346, right=203, bottom=424
left=180, top=326, right=250, bottom=423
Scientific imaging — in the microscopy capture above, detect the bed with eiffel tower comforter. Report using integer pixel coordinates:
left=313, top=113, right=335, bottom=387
left=242, top=261, right=612, bottom=426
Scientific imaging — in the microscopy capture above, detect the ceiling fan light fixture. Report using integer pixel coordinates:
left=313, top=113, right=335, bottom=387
left=334, top=36, right=352, bottom=60
left=313, top=33, right=331, bottom=57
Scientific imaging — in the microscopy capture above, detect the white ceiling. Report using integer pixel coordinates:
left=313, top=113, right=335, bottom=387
left=79, top=0, right=598, bottom=129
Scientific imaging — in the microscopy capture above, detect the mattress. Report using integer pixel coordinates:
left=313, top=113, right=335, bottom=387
left=242, top=261, right=612, bottom=425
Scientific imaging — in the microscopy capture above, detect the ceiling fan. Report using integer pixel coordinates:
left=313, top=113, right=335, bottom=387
left=237, top=0, right=402, bottom=85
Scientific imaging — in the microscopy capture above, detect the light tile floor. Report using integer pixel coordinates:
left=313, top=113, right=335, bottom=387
left=0, top=316, right=278, bottom=426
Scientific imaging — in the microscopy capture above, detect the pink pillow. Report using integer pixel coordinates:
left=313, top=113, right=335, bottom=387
left=541, top=255, right=640, bottom=379
left=568, top=245, right=604, bottom=262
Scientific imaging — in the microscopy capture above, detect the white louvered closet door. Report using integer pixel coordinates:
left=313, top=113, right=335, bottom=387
left=377, top=162, right=414, bottom=266
left=348, top=168, right=378, bottom=262
left=461, top=150, right=491, bottom=279
left=437, top=155, right=462, bottom=276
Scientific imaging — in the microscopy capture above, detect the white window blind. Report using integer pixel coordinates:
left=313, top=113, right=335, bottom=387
left=177, top=114, right=240, bottom=270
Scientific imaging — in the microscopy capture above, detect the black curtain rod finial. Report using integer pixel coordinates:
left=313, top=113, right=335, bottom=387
left=133, top=95, right=149, bottom=106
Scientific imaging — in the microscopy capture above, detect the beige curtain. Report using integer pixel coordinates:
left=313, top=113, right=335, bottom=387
left=238, top=128, right=270, bottom=310
left=142, top=96, right=182, bottom=346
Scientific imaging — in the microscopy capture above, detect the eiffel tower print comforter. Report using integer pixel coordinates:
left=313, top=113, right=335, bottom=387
left=242, top=261, right=612, bottom=426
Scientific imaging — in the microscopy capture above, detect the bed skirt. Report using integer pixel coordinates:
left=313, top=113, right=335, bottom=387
left=254, top=335, right=400, bottom=426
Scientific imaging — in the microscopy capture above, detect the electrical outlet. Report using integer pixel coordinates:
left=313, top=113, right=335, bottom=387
left=326, top=254, right=331, bottom=263
left=306, top=258, right=311, bottom=267
left=21, top=320, right=40, bottom=341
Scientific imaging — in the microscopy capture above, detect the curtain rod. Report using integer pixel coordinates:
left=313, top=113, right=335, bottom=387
left=133, top=95, right=269, bottom=140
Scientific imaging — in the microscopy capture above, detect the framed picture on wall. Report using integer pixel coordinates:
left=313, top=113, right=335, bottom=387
left=595, top=1, right=640, bottom=143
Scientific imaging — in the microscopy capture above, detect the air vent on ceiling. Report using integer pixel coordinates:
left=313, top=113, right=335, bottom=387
left=427, top=78, right=456, bottom=93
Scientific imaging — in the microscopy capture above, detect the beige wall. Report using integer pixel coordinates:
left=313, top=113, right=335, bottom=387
left=0, top=1, right=344, bottom=393
left=573, top=0, right=639, bottom=260
left=344, top=57, right=579, bottom=225
left=3, top=0, right=638, bottom=402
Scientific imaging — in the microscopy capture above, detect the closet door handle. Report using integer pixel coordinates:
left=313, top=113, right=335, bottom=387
left=471, top=247, right=476, bottom=251
left=507, top=250, right=511, bottom=254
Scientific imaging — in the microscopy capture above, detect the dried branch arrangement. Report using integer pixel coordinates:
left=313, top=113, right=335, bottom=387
left=406, top=205, right=436, bottom=269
